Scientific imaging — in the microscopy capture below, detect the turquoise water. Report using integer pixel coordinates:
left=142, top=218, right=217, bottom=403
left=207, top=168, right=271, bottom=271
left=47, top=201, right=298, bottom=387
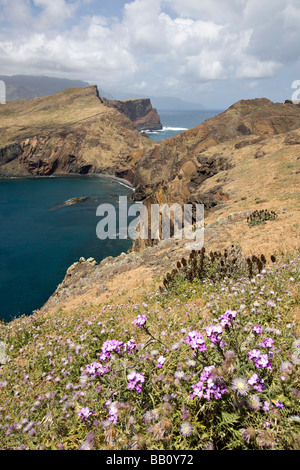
left=0, top=176, right=134, bottom=322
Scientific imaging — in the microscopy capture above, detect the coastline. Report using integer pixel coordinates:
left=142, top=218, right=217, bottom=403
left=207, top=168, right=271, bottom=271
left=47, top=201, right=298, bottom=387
left=0, top=171, right=136, bottom=190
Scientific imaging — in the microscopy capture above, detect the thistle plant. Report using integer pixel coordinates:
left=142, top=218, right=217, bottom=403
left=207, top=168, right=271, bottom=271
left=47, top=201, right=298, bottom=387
left=247, top=209, right=278, bottom=227
left=160, top=246, right=277, bottom=291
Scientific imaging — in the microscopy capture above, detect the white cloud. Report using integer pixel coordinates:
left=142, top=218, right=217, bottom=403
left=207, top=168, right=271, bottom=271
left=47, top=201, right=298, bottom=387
left=0, top=0, right=299, bottom=104
left=236, top=58, right=281, bottom=79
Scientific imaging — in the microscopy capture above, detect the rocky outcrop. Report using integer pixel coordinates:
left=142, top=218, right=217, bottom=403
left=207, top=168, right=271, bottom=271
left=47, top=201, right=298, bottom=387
left=0, top=143, right=22, bottom=165
left=0, top=86, right=155, bottom=180
left=132, top=98, right=300, bottom=202
left=100, top=97, right=162, bottom=131
left=131, top=98, right=300, bottom=251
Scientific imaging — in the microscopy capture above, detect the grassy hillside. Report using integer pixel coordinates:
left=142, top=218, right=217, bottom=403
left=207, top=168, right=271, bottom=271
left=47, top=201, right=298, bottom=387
left=0, top=249, right=299, bottom=450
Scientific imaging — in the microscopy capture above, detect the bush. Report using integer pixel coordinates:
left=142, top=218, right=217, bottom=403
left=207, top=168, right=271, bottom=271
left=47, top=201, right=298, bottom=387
left=247, top=210, right=278, bottom=227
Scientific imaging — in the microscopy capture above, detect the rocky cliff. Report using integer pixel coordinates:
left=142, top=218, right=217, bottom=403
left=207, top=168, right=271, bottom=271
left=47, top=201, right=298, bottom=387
left=133, top=98, right=300, bottom=200
left=128, top=98, right=300, bottom=251
left=0, top=86, right=155, bottom=181
left=100, top=97, right=162, bottom=131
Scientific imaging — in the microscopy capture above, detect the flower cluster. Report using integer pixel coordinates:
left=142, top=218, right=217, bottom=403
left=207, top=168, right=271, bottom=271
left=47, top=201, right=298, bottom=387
left=252, top=325, right=263, bottom=336
left=219, top=310, right=237, bottom=328
left=248, top=349, right=273, bottom=371
left=99, top=339, right=125, bottom=362
left=108, top=401, right=119, bottom=424
left=127, top=371, right=145, bottom=393
left=247, top=373, right=266, bottom=392
left=98, top=338, right=137, bottom=363
left=78, top=406, right=94, bottom=424
left=206, top=324, right=225, bottom=348
left=85, top=338, right=137, bottom=379
left=132, top=314, right=147, bottom=329
left=85, top=362, right=110, bottom=378
left=185, top=330, right=207, bottom=352
left=190, top=366, right=227, bottom=401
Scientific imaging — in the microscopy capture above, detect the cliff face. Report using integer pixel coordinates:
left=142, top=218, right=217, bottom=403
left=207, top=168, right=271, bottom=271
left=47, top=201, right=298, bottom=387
left=133, top=98, right=300, bottom=201
left=100, top=97, right=162, bottom=131
left=0, top=86, right=155, bottom=181
left=131, top=98, right=300, bottom=251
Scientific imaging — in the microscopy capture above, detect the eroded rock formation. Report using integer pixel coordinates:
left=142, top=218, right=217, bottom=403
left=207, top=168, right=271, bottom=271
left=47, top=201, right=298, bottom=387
left=0, top=86, right=155, bottom=180
left=100, top=97, right=162, bottom=131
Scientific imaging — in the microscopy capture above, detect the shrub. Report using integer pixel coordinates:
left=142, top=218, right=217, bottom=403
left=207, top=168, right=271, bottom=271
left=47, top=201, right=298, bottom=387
left=160, top=246, right=276, bottom=291
left=247, top=210, right=278, bottom=227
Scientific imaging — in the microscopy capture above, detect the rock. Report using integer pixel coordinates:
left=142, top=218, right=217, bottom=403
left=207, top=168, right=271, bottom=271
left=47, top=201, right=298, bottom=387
left=0, top=86, right=155, bottom=180
left=132, top=97, right=300, bottom=202
left=0, top=143, right=22, bottom=166
left=100, top=97, right=162, bottom=131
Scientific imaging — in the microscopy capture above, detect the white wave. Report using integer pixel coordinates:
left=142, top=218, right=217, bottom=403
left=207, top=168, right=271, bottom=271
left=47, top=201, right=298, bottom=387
left=145, top=126, right=188, bottom=133
left=116, top=181, right=135, bottom=191
left=162, top=126, right=188, bottom=131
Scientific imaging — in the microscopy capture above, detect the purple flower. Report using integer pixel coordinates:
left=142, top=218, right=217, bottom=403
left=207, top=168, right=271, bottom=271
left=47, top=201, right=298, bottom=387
left=248, top=349, right=272, bottom=371
left=123, top=339, right=137, bottom=353
left=255, top=354, right=272, bottom=369
left=263, top=401, right=272, bottom=412
left=78, top=431, right=95, bottom=450
left=219, top=310, right=237, bottom=328
left=260, top=338, right=274, bottom=349
left=85, top=362, right=109, bottom=378
left=247, top=373, right=259, bottom=385
left=252, top=325, right=263, bottom=336
left=275, top=401, right=284, bottom=410
left=248, top=349, right=261, bottom=360
left=133, top=314, right=147, bottom=329
left=156, top=356, right=166, bottom=369
left=99, top=339, right=124, bottom=362
left=78, top=407, right=94, bottom=424
left=206, top=324, right=223, bottom=344
left=127, top=371, right=145, bottom=393
left=247, top=373, right=265, bottom=392
left=108, top=402, right=119, bottom=424
left=190, top=366, right=227, bottom=401
left=185, top=330, right=207, bottom=352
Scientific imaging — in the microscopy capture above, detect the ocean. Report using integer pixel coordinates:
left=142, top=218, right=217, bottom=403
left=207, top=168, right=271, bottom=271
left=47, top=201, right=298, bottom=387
left=145, top=109, right=223, bottom=141
left=0, top=109, right=223, bottom=322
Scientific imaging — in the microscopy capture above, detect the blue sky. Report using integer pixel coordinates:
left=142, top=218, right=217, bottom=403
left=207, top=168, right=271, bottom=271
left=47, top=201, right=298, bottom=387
left=0, top=0, right=300, bottom=109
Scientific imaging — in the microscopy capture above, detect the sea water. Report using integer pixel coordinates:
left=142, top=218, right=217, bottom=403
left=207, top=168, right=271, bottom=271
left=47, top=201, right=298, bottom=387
left=0, top=109, right=223, bottom=321
left=145, top=109, right=223, bottom=142
left=0, top=176, right=134, bottom=321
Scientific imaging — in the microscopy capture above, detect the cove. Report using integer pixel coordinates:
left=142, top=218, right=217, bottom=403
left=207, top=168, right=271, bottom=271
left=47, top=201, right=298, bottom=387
left=0, top=175, right=134, bottom=322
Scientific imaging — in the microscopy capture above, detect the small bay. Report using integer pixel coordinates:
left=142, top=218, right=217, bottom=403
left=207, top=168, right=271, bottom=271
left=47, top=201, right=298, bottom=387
left=0, top=175, right=134, bottom=321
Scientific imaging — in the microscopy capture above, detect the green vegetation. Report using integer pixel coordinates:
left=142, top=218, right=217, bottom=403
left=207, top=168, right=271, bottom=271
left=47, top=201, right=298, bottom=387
left=161, top=246, right=273, bottom=290
left=247, top=209, right=278, bottom=227
left=0, top=251, right=299, bottom=450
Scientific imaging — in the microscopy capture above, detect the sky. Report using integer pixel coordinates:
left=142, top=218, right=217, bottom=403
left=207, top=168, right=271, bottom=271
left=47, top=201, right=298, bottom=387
left=0, top=0, right=300, bottom=109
